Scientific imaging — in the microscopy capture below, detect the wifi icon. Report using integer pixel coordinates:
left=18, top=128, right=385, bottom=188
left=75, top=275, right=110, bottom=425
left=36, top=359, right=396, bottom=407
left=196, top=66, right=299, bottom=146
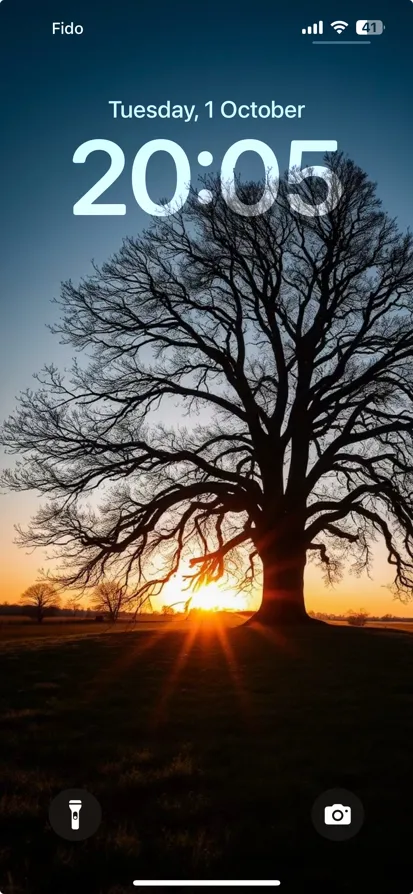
left=331, top=20, right=348, bottom=33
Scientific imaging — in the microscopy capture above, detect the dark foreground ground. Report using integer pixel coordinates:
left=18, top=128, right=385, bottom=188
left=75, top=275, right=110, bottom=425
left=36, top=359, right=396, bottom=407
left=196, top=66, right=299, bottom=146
left=0, top=617, right=412, bottom=894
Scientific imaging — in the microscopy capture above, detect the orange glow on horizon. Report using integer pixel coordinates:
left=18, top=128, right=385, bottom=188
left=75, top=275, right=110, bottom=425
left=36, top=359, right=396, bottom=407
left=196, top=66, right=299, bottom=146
left=0, top=526, right=412, bottom=618
left=160, top=572, right=250, bottom=613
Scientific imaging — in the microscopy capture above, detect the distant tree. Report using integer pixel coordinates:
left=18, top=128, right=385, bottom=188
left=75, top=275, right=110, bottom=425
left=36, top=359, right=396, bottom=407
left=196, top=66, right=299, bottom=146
left=91, top=581, right=127, bottom=622
left=20, top=582, right=59, bottom=623
left=161, top=604, right=175, bottom=616
left=3, top=155, right=413, bottom=627
left=346, top=608, right=369, bottom=627
left=65, top=595, right=82, bottom=617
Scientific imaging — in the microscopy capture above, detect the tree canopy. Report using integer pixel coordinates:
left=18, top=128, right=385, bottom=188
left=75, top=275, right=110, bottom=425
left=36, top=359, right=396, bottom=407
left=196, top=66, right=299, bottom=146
left=2, top=154, right=413, bottom=623
left=20, top=582, right=59, bottom=623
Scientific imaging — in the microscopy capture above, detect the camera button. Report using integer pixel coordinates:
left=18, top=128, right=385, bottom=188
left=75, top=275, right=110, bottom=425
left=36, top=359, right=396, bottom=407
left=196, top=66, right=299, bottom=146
left=311, top=788, right=365, bottom=841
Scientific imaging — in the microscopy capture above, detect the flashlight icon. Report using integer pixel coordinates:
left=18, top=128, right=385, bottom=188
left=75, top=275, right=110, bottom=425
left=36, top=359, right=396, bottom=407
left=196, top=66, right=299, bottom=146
left=68, top=799, right=82, bottom=830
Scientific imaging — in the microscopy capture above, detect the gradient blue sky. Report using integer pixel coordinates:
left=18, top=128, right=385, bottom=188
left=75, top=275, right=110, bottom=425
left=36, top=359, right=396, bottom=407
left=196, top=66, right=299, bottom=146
left=0, top=0, right=412, bottom=611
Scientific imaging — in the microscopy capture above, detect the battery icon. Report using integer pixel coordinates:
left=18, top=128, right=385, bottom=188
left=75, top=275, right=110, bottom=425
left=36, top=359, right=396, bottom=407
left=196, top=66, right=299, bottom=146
left=356, top=20, right=384, bottom=34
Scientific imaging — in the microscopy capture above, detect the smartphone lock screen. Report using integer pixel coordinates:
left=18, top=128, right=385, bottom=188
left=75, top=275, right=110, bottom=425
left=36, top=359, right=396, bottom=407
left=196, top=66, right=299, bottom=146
left=0, top=1, right=413, bottom=892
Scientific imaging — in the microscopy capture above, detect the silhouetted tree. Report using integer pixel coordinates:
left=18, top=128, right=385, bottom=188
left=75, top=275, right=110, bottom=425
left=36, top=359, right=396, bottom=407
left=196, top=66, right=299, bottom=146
left=346, top=608, right=369, bottom=628
left=161, top=604, right=175, bottom=616
left=20, top=582, right=59, bottom=623
left=65, top=594, right=82, bottom=617
left=2, top=155, right=413, bottom=626
left=92, top=581, right=128, bottom=622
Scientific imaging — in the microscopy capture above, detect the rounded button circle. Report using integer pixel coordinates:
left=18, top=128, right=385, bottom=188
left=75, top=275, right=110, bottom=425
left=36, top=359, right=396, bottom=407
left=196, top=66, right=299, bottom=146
left=49, top=788, right=102, bottom=841
left=311, top=787, right=365, bottom=841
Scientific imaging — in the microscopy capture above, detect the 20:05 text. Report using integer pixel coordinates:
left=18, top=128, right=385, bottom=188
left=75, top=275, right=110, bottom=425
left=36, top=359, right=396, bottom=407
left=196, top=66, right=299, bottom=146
left=72, top=139, right=342, bottom=218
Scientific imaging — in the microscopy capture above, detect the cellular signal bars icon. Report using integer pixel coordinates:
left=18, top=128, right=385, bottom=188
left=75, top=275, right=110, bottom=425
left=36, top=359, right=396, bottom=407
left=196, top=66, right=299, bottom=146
left=302, top=20, right=323, bottom=34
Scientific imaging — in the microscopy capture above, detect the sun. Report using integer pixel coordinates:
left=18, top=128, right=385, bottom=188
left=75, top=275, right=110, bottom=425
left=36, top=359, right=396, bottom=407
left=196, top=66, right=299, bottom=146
left=160, top=571, right=249, bottom=612
left=191, top=582, right=222, bottom=611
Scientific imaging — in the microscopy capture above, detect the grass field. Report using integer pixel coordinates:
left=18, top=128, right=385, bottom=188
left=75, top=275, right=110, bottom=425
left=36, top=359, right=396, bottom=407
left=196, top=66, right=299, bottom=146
left=0, top=613, right=243, bottom=646
left=0, top=616, right=412, bottom=893
left=330, top=618, right=413, bottom=633
left=1, top=613, right=412, bottom=642
left=0, top=617, right=174, bottom=643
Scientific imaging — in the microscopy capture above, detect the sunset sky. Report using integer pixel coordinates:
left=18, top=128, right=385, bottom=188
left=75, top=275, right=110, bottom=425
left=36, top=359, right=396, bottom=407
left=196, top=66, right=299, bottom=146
left=0, top=0, right=412, bottom=615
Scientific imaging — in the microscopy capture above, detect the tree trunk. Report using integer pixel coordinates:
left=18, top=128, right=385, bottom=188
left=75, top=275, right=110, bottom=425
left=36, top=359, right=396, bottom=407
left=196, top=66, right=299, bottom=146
left=248, top=543, right=312, bottom=626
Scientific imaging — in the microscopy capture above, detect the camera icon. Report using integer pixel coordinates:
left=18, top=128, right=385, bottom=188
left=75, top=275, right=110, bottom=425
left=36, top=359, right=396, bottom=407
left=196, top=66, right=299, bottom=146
left=324, top=804, right=352, bottom=825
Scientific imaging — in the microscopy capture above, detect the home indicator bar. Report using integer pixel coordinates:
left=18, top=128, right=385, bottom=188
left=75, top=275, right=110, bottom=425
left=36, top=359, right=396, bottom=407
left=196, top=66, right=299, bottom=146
left=133, top=883, right=281, bottom=888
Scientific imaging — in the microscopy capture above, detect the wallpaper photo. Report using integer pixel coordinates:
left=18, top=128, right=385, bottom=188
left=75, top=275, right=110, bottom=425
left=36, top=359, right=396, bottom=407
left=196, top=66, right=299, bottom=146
left=0, top=1, right=412, bottom=892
